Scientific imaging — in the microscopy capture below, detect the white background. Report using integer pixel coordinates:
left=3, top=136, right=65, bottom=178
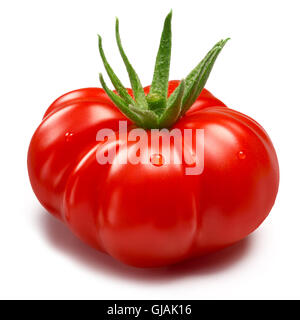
left=0, top=0, right=299, bottom=300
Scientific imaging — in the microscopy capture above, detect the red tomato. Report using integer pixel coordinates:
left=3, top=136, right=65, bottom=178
left=28, top=81, right=279, bottom=267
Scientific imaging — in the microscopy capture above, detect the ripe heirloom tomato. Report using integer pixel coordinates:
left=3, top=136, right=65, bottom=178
left=28, top=12, right=279, bottom=267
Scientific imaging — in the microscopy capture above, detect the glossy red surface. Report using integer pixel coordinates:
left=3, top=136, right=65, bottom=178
left=28, top=81, right=279, bottom=267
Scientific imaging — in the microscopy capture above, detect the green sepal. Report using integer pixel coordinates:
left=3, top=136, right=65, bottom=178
left=115, top=18, right=148, bottom=110
left=167, top=39, right=229, bottom=115
left=158, top=79, right=185, bottom=128
left=181, top=39, right=229, bottom=115
left=98, top=35, right=135, bottom=106
left=147, top=10, right=172, bottom=114
left=99, top=74, right=143, bottom=126
left=98, top=12, right=229, bottom=129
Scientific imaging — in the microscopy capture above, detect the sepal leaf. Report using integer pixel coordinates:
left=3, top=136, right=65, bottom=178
left=115, top=18, right=148, bottom=109
left=159, top=79, right=185, bottom=128
left=99, top=74, right=143, bottom=126
left=98, top=35, right=135, bottom=106
left=147, top=10, right=172, bottom=114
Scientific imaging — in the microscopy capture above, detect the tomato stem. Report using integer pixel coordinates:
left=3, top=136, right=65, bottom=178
left=98, top=11, right=229, bottom=129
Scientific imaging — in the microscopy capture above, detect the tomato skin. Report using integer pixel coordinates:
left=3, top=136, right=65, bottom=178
left=28, top=80, right=279, bottom=267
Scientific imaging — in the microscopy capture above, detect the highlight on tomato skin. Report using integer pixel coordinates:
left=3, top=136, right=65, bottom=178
left=27, top=11, right=279, bottom=268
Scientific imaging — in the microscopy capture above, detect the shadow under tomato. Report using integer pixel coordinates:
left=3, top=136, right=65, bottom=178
left=36, top=208, right=253, bottom=283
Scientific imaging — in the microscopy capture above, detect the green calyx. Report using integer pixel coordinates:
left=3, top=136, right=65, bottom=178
left=98, top=10, right=229, bottom=129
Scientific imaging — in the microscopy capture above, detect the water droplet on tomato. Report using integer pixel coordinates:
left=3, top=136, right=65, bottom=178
left=238, top=151, right=246, bottom=160
left=150, top=154, right=164, bottom=167
left=65, top=132, right=73, bottom=142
